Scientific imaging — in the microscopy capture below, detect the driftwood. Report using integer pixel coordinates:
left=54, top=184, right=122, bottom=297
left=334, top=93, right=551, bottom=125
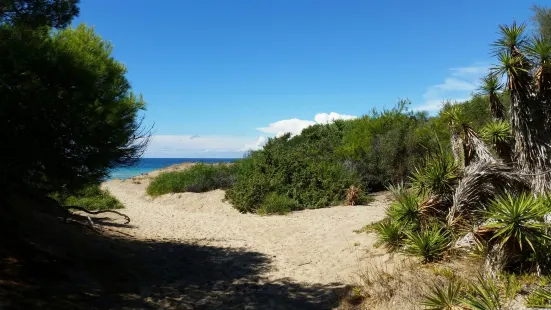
left=65, top=205, right=130, bottom=224
left=42, top=196, right=131, bottom=231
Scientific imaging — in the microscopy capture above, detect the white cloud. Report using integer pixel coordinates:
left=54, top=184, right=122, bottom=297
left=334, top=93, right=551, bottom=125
left=258, top=112, right=358, bottom=137
left=314, top=112, right=357, bottom=124
left=143, top=135, right=259, bottom=158
left=450, top=66, right=489, bottom=77
left=257, top=118, right=316, bottom=137
left=143, top=112, right=358, bottom=157
left=412, top=98, right=470, bottom=112
left=241, top=136, right=267, bottom=151
left=413, top=65, right=489, bottom=112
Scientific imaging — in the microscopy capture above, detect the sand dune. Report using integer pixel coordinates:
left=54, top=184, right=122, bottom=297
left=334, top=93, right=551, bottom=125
left=99, top=168, right=389, bottom=285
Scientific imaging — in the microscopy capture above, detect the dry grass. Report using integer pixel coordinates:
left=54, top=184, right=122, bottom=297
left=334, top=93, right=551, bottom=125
left=337, top=253, right=484, bottom=310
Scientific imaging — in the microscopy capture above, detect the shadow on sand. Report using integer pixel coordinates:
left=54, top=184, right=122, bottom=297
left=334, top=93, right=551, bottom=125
left=0, top=201, right=349, bottom=309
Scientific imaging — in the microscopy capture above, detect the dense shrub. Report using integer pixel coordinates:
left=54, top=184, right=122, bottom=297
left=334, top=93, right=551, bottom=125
left=143, top=97, right=497, bottom=215
left=225, top=98, right=498, bottom=214
left=337, top=100, right=441, bottom=189
left=257, top=193, right=298, bottom=215
left=147, top=163, right=237, bottom=196
left=52, top=185, right=123, bottom=211
left=226, top=121, right=364, bottom=213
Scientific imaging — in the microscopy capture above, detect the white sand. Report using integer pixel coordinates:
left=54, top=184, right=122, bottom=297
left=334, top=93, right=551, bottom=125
left=100, top=166, right=390, bottom=285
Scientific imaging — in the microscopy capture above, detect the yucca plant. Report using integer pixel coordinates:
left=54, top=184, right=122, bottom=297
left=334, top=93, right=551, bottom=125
left=492, top=22, right=551, bottom=194
left=463, top=126, right=496, bottom=166
left=386, top=194, right=423, bottom=230
left=462, top=273, right=519, bottom=310
left=481, top=193, right=551, bottom=272
left=484, top=193, right=550, bottom=252
left=527, top=35, right=551, bottom=138
left=373, top=219, right=406, bottom=251
left=344, top=185, right=361, bottom=206
left=387, top=182, right=412, bottom=202
left=478, top=74, right=506, bottom=121
left=526, top=287, right=551, bottom=308
left=480, top=121, right=513, bottom=163
left=410, top=153, right=459, bottom=203
left=403, top=223, right=452, bottom=263
left=422, top=278, right=464, bottom=310
left=492, top=22, right=528, bottom=55
left=525, top=35, right=551, bottom=94
left=444, top=105, right=496, bottom=167
left=443, top=105, right=468, bottom=169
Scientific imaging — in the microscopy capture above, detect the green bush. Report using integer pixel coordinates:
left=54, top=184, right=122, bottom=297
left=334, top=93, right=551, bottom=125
left=52, top=185, right=124, bottom=211
left=144, top=98, right=497, bottom=215
left=337, top=100, right=441, bottom=189
left=147, top=163, right=237, bottom=196
left=257, top=193, right=298, bottom=215
left=226, top=122, right=364, bottom=213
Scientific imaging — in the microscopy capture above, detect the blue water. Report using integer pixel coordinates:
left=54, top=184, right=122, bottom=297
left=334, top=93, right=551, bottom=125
left=109, top=158, right=238, bottom=179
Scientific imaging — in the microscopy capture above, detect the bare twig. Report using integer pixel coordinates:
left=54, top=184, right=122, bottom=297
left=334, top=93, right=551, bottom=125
left=66, top=206, right=131, bottom=224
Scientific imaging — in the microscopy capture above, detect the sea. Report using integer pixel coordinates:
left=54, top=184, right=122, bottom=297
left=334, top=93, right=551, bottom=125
left=109, top=158, right=238, bottom=180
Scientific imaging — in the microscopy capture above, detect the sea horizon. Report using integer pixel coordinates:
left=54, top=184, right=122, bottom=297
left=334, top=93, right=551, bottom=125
left=109, top=157, right=239, bottom=180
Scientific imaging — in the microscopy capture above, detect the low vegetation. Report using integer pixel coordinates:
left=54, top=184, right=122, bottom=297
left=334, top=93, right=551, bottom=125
left=146, top=163, right=237, bottom=196
left=52, top=185, right=124, bottom=211
left=144, top=91, right=503, bottom=215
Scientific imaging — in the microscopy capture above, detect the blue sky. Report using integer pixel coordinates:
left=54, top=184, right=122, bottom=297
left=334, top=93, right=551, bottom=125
left=75, top=0, right=545, bottom=158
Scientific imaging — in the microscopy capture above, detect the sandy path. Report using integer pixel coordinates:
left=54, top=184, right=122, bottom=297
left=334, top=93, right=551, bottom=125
left=100, top=171, right=389, bottom=285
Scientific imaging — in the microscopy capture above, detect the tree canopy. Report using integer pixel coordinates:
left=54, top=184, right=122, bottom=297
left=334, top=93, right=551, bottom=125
left=1, top=10, right=149, bottom=193
left=532, top=5, right=551, bottom=41
left=0, top=0, right=79, bottom=28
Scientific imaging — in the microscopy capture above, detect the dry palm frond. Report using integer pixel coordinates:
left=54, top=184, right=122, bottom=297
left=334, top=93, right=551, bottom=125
left=450, top=127, right=465, bottom=169
left=463, top=126, right=496, bottom=165
left=345, top=185, right=360, bottom=206
left=443, top=105, right=496, bottom=167
left=447, top=161, right=529, bottom=228
left=444, top=105, right=469, bottom=169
